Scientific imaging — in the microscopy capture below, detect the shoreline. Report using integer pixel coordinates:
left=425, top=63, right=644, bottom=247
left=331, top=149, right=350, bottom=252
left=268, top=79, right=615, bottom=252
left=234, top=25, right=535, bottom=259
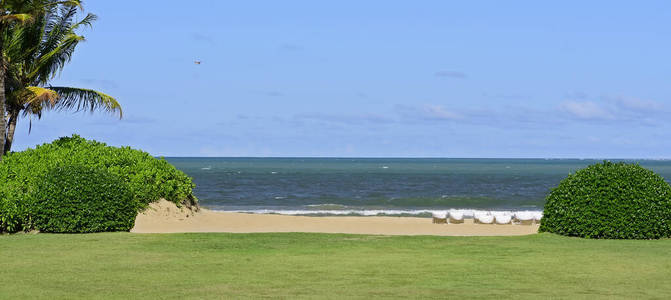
left=205, top=208, right=544, bottom=217
left=131, top=200, right=540, bottom=236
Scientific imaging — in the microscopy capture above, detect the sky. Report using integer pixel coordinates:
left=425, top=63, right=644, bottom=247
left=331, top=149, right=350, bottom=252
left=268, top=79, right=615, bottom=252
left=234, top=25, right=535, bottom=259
left=12, top=0, right=671, bottom=158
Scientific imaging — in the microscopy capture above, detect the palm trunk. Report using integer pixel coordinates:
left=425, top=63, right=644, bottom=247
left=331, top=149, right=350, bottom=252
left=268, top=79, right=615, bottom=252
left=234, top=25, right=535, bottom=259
left=0, top=23, right=5, bottom=161
left=0, top=62, right=5, bottom=161
left=4, top=109, right=17, bottom=154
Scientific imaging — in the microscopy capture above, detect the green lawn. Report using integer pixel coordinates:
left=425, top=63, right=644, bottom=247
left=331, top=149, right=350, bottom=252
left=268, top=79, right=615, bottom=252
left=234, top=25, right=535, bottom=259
left=1, top=233, right=670, bottom=299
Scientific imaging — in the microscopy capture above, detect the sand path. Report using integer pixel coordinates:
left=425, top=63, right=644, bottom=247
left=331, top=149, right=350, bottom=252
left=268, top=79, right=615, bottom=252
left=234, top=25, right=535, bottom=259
left=131, top=200, right=539, bottom=236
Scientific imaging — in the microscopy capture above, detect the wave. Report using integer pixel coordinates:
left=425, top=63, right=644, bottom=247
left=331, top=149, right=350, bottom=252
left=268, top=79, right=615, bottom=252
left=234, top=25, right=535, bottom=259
left=210, top=208, right=543, bottom=217
left=305, top=203, right=349, bottom=210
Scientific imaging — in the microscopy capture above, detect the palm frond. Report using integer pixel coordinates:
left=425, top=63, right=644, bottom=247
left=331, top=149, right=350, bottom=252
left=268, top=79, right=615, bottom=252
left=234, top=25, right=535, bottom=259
left=29, top=33, right=84, bottom=84
left=0, top=13, right=33, bottom=24
left=4, top=25, right=27, bottom=60
left=69, top=13, right=96, bottom=31
left=40, top=5, right=77, bottom=58
left=47, top=1, right=83, bottom=9
left=10, top=86, right=58, bottom=118
left=11, top=87, right=58, bottom=119
left=16, top=86, right=60, bottom=105
left=49, top=86, right=123, bottom=118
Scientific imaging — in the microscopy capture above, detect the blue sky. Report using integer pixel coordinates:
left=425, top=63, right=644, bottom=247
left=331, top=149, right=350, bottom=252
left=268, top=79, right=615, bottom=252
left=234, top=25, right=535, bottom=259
left=12, top=0, right=671, bottom=158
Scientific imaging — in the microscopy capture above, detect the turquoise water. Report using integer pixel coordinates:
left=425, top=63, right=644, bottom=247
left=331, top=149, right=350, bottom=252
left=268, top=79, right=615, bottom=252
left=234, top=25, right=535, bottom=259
left=165, top=158, right=671, bottom=215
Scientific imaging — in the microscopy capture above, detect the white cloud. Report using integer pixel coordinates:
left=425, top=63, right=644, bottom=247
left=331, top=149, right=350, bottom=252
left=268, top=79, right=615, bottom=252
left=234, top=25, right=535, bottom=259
left=394, top=104, right=463, bottom=122
left=293, top=112, right=395, bottom=125
left=614, top=97, right=663, bottom=112
left=556, top=96, right=668, bottom=126
left=424, top=105, right=462, bottom=120
left=559, top=101, right=614, bottom=120
left=434, top=71, right=467, bottom=79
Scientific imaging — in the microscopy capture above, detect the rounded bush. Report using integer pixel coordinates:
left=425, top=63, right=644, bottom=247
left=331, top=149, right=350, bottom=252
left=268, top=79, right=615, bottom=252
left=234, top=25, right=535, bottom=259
left=0, top=135, right=197, bottom=233
left=32, top=164, right=137, bottom=233
left=539, top=161, right=671, bottom=239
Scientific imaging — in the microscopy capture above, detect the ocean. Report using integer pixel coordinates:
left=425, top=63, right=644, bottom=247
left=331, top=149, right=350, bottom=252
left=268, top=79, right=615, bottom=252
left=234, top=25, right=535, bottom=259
left=165, top=158, right=671, bottom=216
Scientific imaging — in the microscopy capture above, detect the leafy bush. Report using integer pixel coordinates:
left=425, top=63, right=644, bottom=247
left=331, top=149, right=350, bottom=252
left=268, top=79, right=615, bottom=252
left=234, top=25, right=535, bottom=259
left=539, top=161, right=671, bottom=239
left=33, top=164, right=137, bottom=233
left=0, top=135, right=197, bottom=233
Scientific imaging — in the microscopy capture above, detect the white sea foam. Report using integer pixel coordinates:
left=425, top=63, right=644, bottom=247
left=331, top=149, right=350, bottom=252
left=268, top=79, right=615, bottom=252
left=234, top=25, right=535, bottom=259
left=212, top=208, right=543, bottom=218
left=305, top=203, right=349, bottom=209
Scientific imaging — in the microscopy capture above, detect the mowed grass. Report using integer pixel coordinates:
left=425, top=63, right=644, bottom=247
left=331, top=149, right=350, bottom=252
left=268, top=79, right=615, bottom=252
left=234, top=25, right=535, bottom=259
left=1, top=233, right=670, bottom=299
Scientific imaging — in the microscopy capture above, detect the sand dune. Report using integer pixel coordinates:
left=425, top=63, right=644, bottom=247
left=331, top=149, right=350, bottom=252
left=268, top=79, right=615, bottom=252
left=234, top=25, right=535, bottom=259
left=131, top=200, right=540, bottom=236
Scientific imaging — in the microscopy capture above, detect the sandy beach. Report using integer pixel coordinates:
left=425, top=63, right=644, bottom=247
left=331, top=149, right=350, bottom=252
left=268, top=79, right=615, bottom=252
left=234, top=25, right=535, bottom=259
left=131, top=200, right=539, bottom=236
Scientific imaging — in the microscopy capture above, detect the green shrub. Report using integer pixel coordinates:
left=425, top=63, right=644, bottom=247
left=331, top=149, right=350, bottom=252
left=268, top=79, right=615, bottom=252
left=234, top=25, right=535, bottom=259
left=539, top=161, right=671, bottom=239
left=33, top=164, right=137, bottom=233
left=0, top=135, right=197, bottom=233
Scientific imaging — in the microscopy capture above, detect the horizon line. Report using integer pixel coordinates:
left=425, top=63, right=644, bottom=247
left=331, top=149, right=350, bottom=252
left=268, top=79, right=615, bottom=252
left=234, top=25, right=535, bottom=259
left=155, top=156, right=671, bottom=160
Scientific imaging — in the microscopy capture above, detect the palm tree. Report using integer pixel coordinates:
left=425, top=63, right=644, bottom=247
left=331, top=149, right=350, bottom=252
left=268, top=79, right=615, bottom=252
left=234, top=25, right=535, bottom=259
left=0, top=0, right=83, bottom=159
left=3, top=2, right=120, bottom=153
left=0, top=0, right=37, bottom=160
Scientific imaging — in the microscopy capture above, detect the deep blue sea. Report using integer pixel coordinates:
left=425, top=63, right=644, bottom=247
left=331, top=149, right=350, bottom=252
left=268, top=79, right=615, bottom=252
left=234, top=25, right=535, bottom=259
left=165, top=158, right=671, bottom=216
